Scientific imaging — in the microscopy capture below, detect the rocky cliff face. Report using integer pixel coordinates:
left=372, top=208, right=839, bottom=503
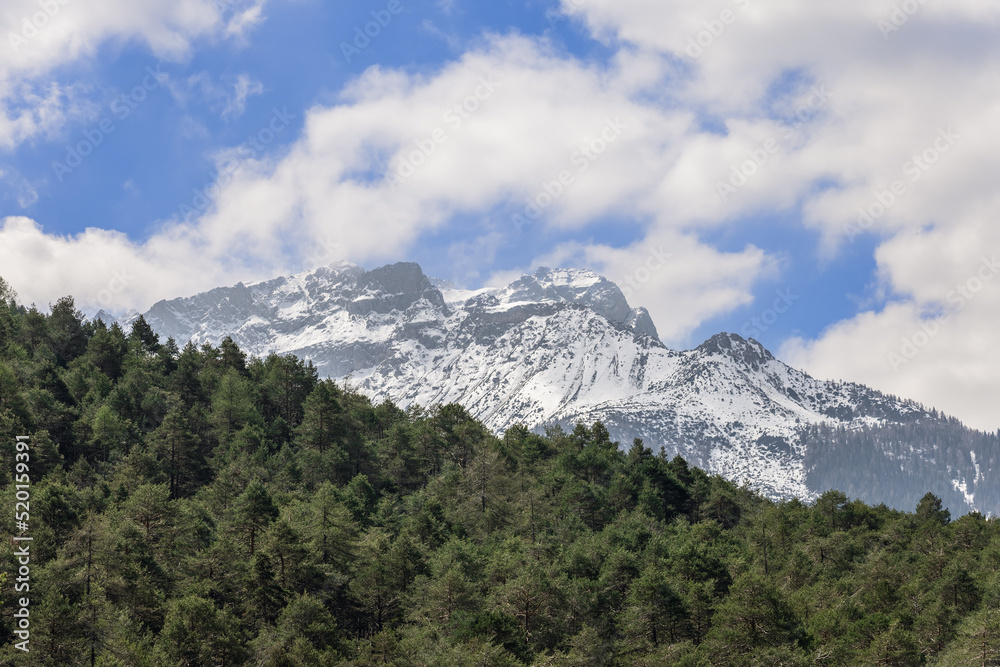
left=112, top=261, right=997, bottom=514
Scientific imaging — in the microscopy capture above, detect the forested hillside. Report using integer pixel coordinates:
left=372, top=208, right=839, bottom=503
left=804, top=422, right=1000, bottom=516
left=0, top=286, right=999, bottom=666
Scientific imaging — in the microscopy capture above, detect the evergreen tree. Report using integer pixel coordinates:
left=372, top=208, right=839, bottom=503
left=623, top=565, right=690, bottom=648
left=156, top=595, right=248, bottom=665
left=128, top=315, right=161, bottom=355
left=236, top=478, right=279, bottom=556
left=148, top=405, right=203, bottom=498
left=935, top=608, right=1000, bottom=666
left=47, top=296, right=88, bottom=365
left=703, top=572, right=805, bottom=660
left=0, top=300, right=998, bottom=665
left=295, top=380, right=346, bottom=455
left=0, top=275, right=17, bottom=304
left=245, top=554, right=286, bottom=629
left=211, top=368, right=260, bottom=440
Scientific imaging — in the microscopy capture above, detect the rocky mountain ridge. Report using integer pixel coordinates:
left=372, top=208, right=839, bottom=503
left=100, top=262, right=998, bottom=514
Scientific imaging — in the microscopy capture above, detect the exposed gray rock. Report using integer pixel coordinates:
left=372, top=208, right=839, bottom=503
left=116, top=261, right=995, bottom=515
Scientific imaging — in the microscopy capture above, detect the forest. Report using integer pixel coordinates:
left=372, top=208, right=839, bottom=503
left=0, top=282, right=998, bottom=666
left=802, top=419, right=1000, bottom=517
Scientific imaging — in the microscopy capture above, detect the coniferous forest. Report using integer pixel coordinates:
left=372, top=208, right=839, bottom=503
left=1, top=287, right=999, bottom=666
left=803, top=422, right=1000, bottom=517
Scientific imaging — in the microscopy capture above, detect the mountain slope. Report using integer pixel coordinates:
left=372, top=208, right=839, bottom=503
left=112, top=262, right=998, bottom=514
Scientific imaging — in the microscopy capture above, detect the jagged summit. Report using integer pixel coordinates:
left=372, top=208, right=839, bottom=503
left=694, top=332, right=775, bottom=370
left=482, top=267, right=659, bottom=339
left=117, top=261, right=996, bottom=514
left=345, top=262, right=446, bottom=316
left=358, top=261, right=432, bottom=295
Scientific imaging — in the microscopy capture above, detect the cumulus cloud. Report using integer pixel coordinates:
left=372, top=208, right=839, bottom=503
left=494, top=233, right=774, bottom=344
left=0, top=0, right=269, bottom=148
left=0, top=216, right=264, bottom=312
left=3, top=0, right=1000, bottom=431
left=552, top=0, right=1000, bottom=429
left=0, top=0, right=273, bottom=308
left=0, top=35, right=774, bottom=325
left=781, top=223, right=1000, bottom=433
left=180, top=35, right=776, bottom=313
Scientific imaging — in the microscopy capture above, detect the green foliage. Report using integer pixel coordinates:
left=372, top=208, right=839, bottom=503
left=235, top=478, right=279, bottom=556
left=0, top=301, right=998, bottom=664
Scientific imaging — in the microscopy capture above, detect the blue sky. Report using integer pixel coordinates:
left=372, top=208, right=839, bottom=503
left=1, top=0, right=999, bottom=431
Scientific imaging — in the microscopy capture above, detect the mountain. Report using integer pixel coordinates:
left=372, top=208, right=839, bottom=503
left=108, top=262, right=999, bottom=515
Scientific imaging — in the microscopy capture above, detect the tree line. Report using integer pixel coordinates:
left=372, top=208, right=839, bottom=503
left=0, top=285, right=998, bottom=665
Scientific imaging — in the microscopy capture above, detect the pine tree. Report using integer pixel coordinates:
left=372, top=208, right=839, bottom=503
left=916, top=492, right=951, bottom=526
left=123, top=483, right=174, bottom=543
left=263, top=519, right=310, bottom=589
left=259, top=353, right=317, bottom=433
left=128, top=315, right=161, bottom=355
left=149, top=405, right=202, bottom=498
left=245, top=554, right=286, bottom=629
left=211, top=368, right=260, bottom=440
left=306, top=481, right=357, bottom=568
left=624, top=566, right=690, bottom=647
left=85, top=320, right=129, bottom=381
left=296, top=380, right=346, bottom=454
left=236, top=478, right=279, bottom=556
left=219, top=335, right=248, bottom=375
left=47, top=296, right=88, bottom=365
left=703, top=572, right=804, bottom=659
left=941, top=608, right=1000, bottom=667
left=156, top=595, right=248, bottom=666
left=90, top=403, right=135, bottom=461
left=0, top=275, right=17, bottom=303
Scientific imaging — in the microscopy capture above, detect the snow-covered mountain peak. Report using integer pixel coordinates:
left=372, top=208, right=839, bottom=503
left=357, top=261, right=432, bottom=296
left=530, top=266, right=606, bottom=290
left=498, top=266, right=624, bottom=311
left=122, top=261, right=997, bottom=514
left=692, top=332, right=776, bottom=370
left=479, top=266, right=659, bottom=340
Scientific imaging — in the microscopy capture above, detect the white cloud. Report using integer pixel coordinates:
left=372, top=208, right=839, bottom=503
left=496, top=233, right=773, bottom=344
left=223, top=0, right=267, bottom=40
left=165, top=71, right=264, bottom=120
left=3, top=0, right=1000, bottom=430
left=0, top=165, right=39, bottom=208
left=0, top=79, right=79, bottom=150
left=0, top=0, right=269, bottom=149
left=552, top=0, right=1000, bottom=430
left=781, top=222, right=1000, bottom=433
left=0, top=216, right=241, bottom=312
left=222, top=73, right=264, bottom=119
left=0, top=35, right=775, bottom=326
